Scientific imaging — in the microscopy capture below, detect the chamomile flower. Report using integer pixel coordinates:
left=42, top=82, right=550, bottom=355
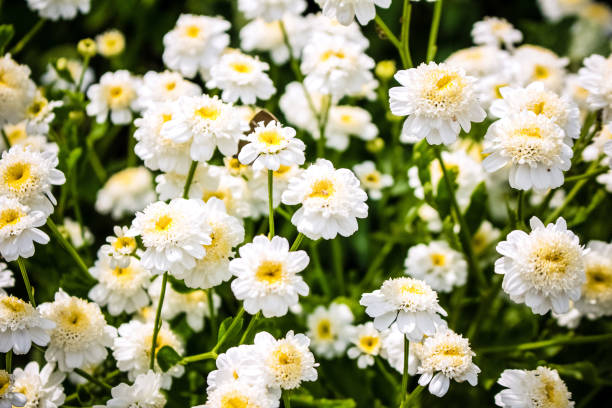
left=100, top=226, right=138, bottom=268
left=0, top=127, right=58, bottom=157
left=279, top=81, right=322, bottom=137
left=472, top=221, right=501, bottom=256
left=404, top=241, right=468, bottom=293
left=0, top=197, right=49, bottom=262
left=240, top=19, right=289, bottom=65
left=482, top=112, right=572, bottom=191
left=230, top=235, right=309, bottom=317
left=0, top=370, right=26, bottom=408
left=26, top=0, right=90, bottom=20
left=281, top=159, right=368, bottom=240
left=0, top=55, right=36, bottom=125
left=162, top=14, right=230, bottom=79
left=40, top=289, right=117, bottom=372
left=239, top=121, right=305, bottom=172
left=315, top=0, right=391, bottom=25
left=325, top=106, right=378, bottom=151
left=86, top=71, right=141, bottom=125
left=445, top=46, right=514, bottom=79
left=417, top=328, right=480, bottom=397
left=41, top=59, right=94, bottom=93
left=578, top=53, right=612, bottom=111
left=471, top=17, right=523, bottom=49
left=205, top=345, right=266, bottom=393
left=573, top=241, right=612, bottom=319
left=24, top=91, right=63, bottom=136
left=347, top=322, right=382, bottom=368
left=101, top=371, right=166, bottom=408
left=238, top=0, right=306, bottom=22
left=0, top=263, right=14, bottom=295
left=12, top=362, right=65, bottom=408
left=255, top=330, right=318, bottom=390
left=202, top=380, right=278, bottom=408
left=583, top=122, right=612, bottom=161
left=306, top=303, right=354, bottom=359
left=389, top=62, right=486, bottom=145
left=95, top=29, right=125, bottom=58
left=537, top=0, right=590, bottom=22
left=0, top=294, right=54, bottom=354
left=137, top=71, right=201, bottom=110
left=495, top=366, right=574, bottom=408
left=513, top=45, right=568, bottom=92
left=207, top=52, right=275, bottom=105
left=495, top=216, right=586, bottom=314
left=360, top=277, right=447, bottom=341
left=94, top=167, right=156, bottom=220
left=353, top=161, right=392, bottom=200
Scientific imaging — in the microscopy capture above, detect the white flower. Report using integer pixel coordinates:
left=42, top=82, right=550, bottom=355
left=95, top=167, right=156, bottom=220
left=404, top=241, right=468, bottom=293
left=86, top=70, right=141, bottom=125
left=482, top=112, right=572, bottom=191
left=26, top=0, right=90, bottom=20
left=472, top=221, right=501, bottom=256
left=240, top=19, right=289, bottom=65
left=360, top=277, right=447, bottom=341
left=2, top=122, right=59, bottom=155
left=137, top=71, right=201, bottom=111
left=112, top=320, right=184, bottom=389
left=207, top=51, right=275, bottom=105
left=128, top=198, right=212, bottom=272
left=95, top=29, right=125, bottom=58
left=0, top=294, right=54, bottom=354
left=380, top=323, right=420, bottom=374
left=445, top=46, right=514, bottom=80
left=206, top=345, right=266, bottom=393
left=281, top=159, right=368, bottom=240
left=239, top=121, right=305, bottom=172
left=0, top=145, right=65, bottom=216
left=162, top=14, right=230, bottom=78
left=238, top=0, right=306, bottom=22
left=279, top=81, right=322, bottom=137
left=100, top=226, right=138, bottom=269
left=230, top=235, right=309, bottom=317
left=0, top=370, right=26, bottom=408
left=495, top=216, right=586, bottom=315
left=41, top=59, right=94, bottom=93
left=0, top=197, right=49, bottom=262
left=315, top=0, right=391, bottom=25
left=583, top=122, right=612, bottom=162
left=24, top=91, right=63, bottom=136
left=12, top=362, right=65, bottom=408
left=353, top=161, right=392, bottom=200
left=161, top=95, right=248, bottom=163
left=495, top=366, right=574, bottom=408
left=325, top=106, right=378, bottom=151
left=202, top=379, right=278, bottom=408
left=389, top=62, right=486, bottom=145
left=417, top=328, right=480, bottom=397
left=578, top=53, right=612, bottom=111
left=58, top=217, right=93, bottom=249
left=347, top=322, right=382, bottom=368
left=99, top=371, right=166, bottom=408
left=304, top=13, right=370, bottom=51
left=537, top=0, right=590, bottom=22
left=471, top=17, right=523, bottom=49
left=255, top=330, right=318, bottom=390
left=513, top=45, right=568, bottom=93
left=0, top=263, right=14, bottom=295
left=306, top=303, right=354, bottom=359
left=573, top=240, right=612, bottom=319
left=40, top=289, right=117, bottom=372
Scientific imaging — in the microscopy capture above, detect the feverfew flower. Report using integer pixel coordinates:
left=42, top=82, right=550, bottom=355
left=0, top=197, right=49, bottom=262
left=315, top=0, right=391, bottom=25
left=24, top=91, right=63, bottom=136
left=0, top=370, right=26, bottom=408
left=100, top=226, right=138, bottom=268
left=137, top=71, right=201, bottom=110
left=230, top=235, right=309, bottom=317
left=247, top=165, right=302, bottom=217
left=513, top=45, right=568, bottom=92
left=471, top=17, right=523, bottom=49
left=347, top=322, right=382, bottom=368
left=59, top=218, right=92, bottom=249
left=95, top=29, right=125, bottom=58
left=495, top=366, right=574, bottom=408
left=86, top=70, right=141, bottom=125
left=389, top=62, right=486, bottom=145
left=101, top=371, right=166, bottom=408
left=306, top=303, right=354, bottom=359
left=281, top=159, right=368, bottom=240
left=353, top=161, right=392, bottom=200
left=238, top=0, right=306, bottom=22
left=95, top=167, right=155, bottom=220
left=207, top=52, right=275, bottom=105
left=417, top=328, right=480, bottom=397
left=494, top=217, right=586, bottom=314
left=239, top=121, right=305, bottom=172
left=162, top=14, right=230, bottom=78
left=445, top=46, right=513, bottom=79
left=12, top=362, right=65, bottom=408
left=240, top=19, right=289, bottom=65
left=325, top=106, right=378, bottom=151
left=40, top=289, right=116, bottom=372
left=0, top=294, right=54, bottom=354
left=404, top=241, right=468, bottom=293
left=0, top=263, right=14, bottom=294
left=578, top=53, right=612, bottom=111
left=202, top=380, right=277, bottom=408
left=26, top=0, right=90, bottom=20
left=573, top=241, right=612, bottom=319
left=206, top=345, right=266, bottom=393
left=360, top=277, right=447, bottom=341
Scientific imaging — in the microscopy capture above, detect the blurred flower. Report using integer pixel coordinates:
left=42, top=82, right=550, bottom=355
left=201, top=380, right=277, bottom=408
left=238, top=0, right=306, bottom=22
left=404, top=241, right=468, bottom=293
left=100, top=226, right=137, bottom=269
left=86, top=70, right=141, bottom=125
left=578, top=53, right=612, bottom=111
left=100, top=371, right=165, bottom=408
left=95, top=167, right=156, bottom=220
left=306, top=302, right=354, bottom=359
left=573, top=240, right=612, bottom=319
left=0, top=55, right=36, bottom=126
left=325, top=105, right=378, bottom=151
left=24, top=90, right=63, bottom=136
left=205, top=345, right=266, bottom=394
left=0, top=370, right=26, bottom=408
left=58, top=217, right=93, bottom=249
left=353, top=160, right=392, bottom=200
left=471, top=17, right=522, bottom=49
left=95, top=29, right=125, bottom=58
left=537, top=0, right=591, bottom=22
left=513, top=45, right=568, bottom=92
left=137, top=71, right=200, bottom=111
left=494, top=366, right=574, bottom=408
left=0, top=263, right=14, bottom=295
left=0, top=294, right=54, bottom=354
left=315, top=0, right=390, bottom=25
left=347, top=322, right=382, bottom=368
left=26, top=0, right=90, bottom=20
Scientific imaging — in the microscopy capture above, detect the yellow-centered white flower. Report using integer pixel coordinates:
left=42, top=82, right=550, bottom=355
left=238, top=0, right=306, bottom=22
left=11, top=362, right=65, bottom=408
left=315, top=0, right=391, bottom=25
left=353, top=161, right=392, bottom=200
left=495, top=366, right=574, bottom=408
left=0, top=197, right=49, bottom=262
left=95, top=167, right=156, bottom=220
left=0, top=294, right=54, bottom=354
left=404, top=241, right=468, bottom=293
left=347, top=322, right=382, bottom=369
left=239, top=121, right=305, bottom=172
left=0, top=55, right=36, bottom=125
left=86, top=70, right=141, bottom=125
left=100, top=226, right=138, bottom=269
left=578, top=53, right=612, bottom=111
left=471, top=17, right=523, bottom=49
left=306, top=302, right=354, bottom=359
left=101, top=371, right=166, bottom=408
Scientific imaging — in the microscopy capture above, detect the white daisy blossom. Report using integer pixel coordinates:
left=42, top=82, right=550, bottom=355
left=112, top=320, right=184, bottom=389
left=360, top=277, right=447, bottom=341
left=86, top=70, right=141, bottom=125
left=417, top=328, right=480, bottom=398
left=0, top=294, right=54, bottom=354
left=24, top=91, right=63, bottom=136
left=162, top=14, right=230, bottom=78
left=281, top=159, right=368, bottom=240
left=255, top=330, right=318, bottom=390
left=513, top=45, right=568, bottom=93
left=445, top=46, right=514, bottom=79
left=0, top=370, right=26, bottom=408
left=537, top=0, right=590, bottom=22
left=380, top=323, right=422, bottom=374
left=389, top=62, right=486, bottom=145
left=201, top=379, right=278, bottom=408
left=471, top=17, right=523, bottom=49
left=0, top=197, right=49, bottom=262
left=95, top=29, right=125, bottom=58
left=205, top=345, right=266, bottom=393
left=240, top=19, right=289, bottom=65
left=238, top=0, right=306, bottom=22
left=95, top=167, right=156, bottom=220
left=58, top=217, right=93, bottom=249
left=494, top=217, right=586, bottom=315
left=306, top=303, right=354, bottom=359
left=347, top=322, right=382, bottom=369
left=230, top=235, right=309, bottom=318
left=404, top=241, right=468, bottom=293
left=582, top=122, right=612, bottom=162
left=98, top=371, right=166, bottom=408
left=578, top=53, right=612, bottom=111
left=325, top=106, right=378, bottom=151
left=12, top=362, right=65, bottom=408
left=315, top=0, right=391, bottom=25
left=482, top=112, right=572, bottom=191
left=100, top=226, right=138, bottom=269
left=0, top=264, right=14, bottom=295
left=40, top=289, right=117, bottom=372
left=239, top=121, right=305, bottom=172
left=161, top=95, right=248, bottom=163
left=206, top=52, right=276, bottom=105
left=137, top=70, right=201, bottom=110
left=0, top=55, right=36, bottom=125
left=41, top=59, right=94, bottom=93
left=304, top=13, right=370, bottom=51
left=573, top=241, right=612, bottom=319
left=25, top=0, right=90, bottom=20
left=0, top=145, right=66, bottom=216
left=128, top=198, right=212, bottom=273
left=353, top=161, right=392, bottom=200
left=495, top=366, right=574, bottom=408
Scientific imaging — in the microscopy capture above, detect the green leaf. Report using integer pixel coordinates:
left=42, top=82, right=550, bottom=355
left=157, top=345, right=182, bottom=372
left=217, top=315, right=243, bottom=346
left=549, top=361, right=599, bottom=384
left=570, top=188, right=606, bottom=227
left=291, top=395, right=356, bottom=408
left=434, top=167, right=457, bottom=221
left=463, top=182, right=488, bottom=233
left=66, top=147, right=82, bottom=173
left=0, top=25, right=14, bottom=54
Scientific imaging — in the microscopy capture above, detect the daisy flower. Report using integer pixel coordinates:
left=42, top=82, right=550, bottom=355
left=94, top=167, right=156, bottom=220
left=137, top=71, right=201, bottom=110
left=40, top=289, right=117, bottom=372
left=0, top=294, right=54, bottom=354
left=389, top=62, right=486, bottom=145
left=325, top=106, right=378, bottom=151
left=513, top=45, right=568, bottom=92
left=41, top=59, right=94, bottom=93
left=353, top=161, right=392, bottom=200
left=306, top=302, right=354, bottom=359
left=24, top=90, right=63, bottom=136
left=100, top=226, right=138, bottom=269
left=0, top=263, right=14, bottom=295
left=445, top=46, right=514, bottom=79
left=58, top=218, right=91, bottom=250
left=206, top=345, right=266, bottom=393
left=240, top=19, right=289, bottom=65
left=582, top=122, right=612, bottom=162
left=0, top=55, right=36, bottom=125
left=573, top=240, right=612, bottom=319
left=537, top=0, right=590, bottom=22
left=86, top=70, right=141, bottom=125
left=315, top=0, right=391, bottom=26
left=360, top=277, right=447, bottom=341
left=471, top=17, right=523, bottom=49
left=239, top=121, right=305, bottom=172
left=346, top=323, right=384, bottom=369
left=0, top=197, right=49, bottom=262
left=281, top=159, right=368, bottom=240
left=101, top=371, right=166, bottom=408
left=404, top=241, right=468, bottom=293
left=95, top=29, right=125, bottom=58
left=25, top=0, right=90, bottom=20
left=495, top=366, right=574, bottom=408
left=379, top=323, right=421, bottom=374
left=229, top=235, right=309, bottom=317
left=0, top=370, right=26, bottom=408
left=201, top=380, right=278, bottom=408
left=578, top=53, right=612, bottom=111
left=12, top=362, right=65, bottom=408
left=238, top=0, right=306, bottom=22
left=494, top=216, right=586, bottom=315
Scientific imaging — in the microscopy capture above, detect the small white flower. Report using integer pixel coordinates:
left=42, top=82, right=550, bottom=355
left=0, top=294, right=54, bottom=354
left=202, top=379, right=278, bottom=408
left=95, top=29, right=125, bottom=58
left=347, top=322, right=382, bottom=368
left=471, top=17, right=523, bottom=49
left=582, top=122, right=612, bottom=162
left=41, top=59, right=94, bottom=93
left=472, top=221, right=501, bottom=256
left=58, top=217, right=93, bottom=249
left=404, top=241, right=468, bottom=293
left=495, top=366, right=574, bottom=408
left=537, top=0, right=590, bottom=22
left=306, top=303, right=354, bottom=359
left=100, top=371, right=166, bottom=408
left=0, top=370, right=26, bottom=408
left=238, top=0, right=306, bottom=22
left=240, top=19, right=289, bottom=65
left=24, top=91, right=63, bottom=136
left=206, top=345, right=266, bottom=393
left=315, top=0, right=391, bottom=25
left=137, top=71, right=201, bottom=111
left=86, top=70, right=141, bottom=125
left=100, top=226, right=138, bottom=269
left=239, top=121, right=305, bottom=172
left=2, top=122, right=58, bottom=155
left=573, top=240, right=612, bottom=319
left=0, top=263, right=14, bottom=295
left=578, top=53, right=612, bottom=111
left=353, top=161, right=392, bottom=200
left=12, top=362, right=65, bottom=408
left=513, top=45, right=568, bottom=93
left=0, top=197, right=49, bottom=262
left=26, top=0, right=90, bottom=20
left=95, top=167, right=156, bottom=220
left=325, top=106, right=378, bottom=151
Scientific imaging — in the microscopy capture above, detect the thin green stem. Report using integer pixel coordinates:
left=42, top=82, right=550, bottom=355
left=290, top=232, right=304, bottom=251
left=180, top=350, right=218, bottom=365
left=5, top=350, right=11, bottom=373
left=399, top=336, right=409, bottom=407
left=213, top=307, right=245, bottom=353
left=282, top=391, right=291, bottom=408
left=183, top=161, right=198, bottom=198
left=400, top=0, right=413, bottom=69
left=77, top=55, right=90, bottom=92
left=564, top=167, right=608, bottom=183
left=375, top=357, right=399, bottom=388
left=73, top=368, right=112, bottom=390
left=466, top=276, right=502, bottom=340
left=17, top=258, right=36, bottom=307
left=1, top=129, right=10, bottom=149
left=331, top=238, right=344, bottom=295
left=426, top=0, right=443, bottom=62
left=359, top=241, right=394, bottom=290
left=516, top=190, right=525, bottom=229
left=9, top=18, right=45, bottom=55
left=404, top=385, right=424, bottom=407
left=374, top=15, right=408, bottom=68
left=207, top=287, right=217, bottom=338
left=86, top=146, right=107, bottom=183
left=149, top=271, right=168, bottom=369
left=239, top=311, right=261, bottom=345
left=268, top=170, right=275, bottom=238
left=46, top=218, right=91, bottom=278
left=317, top=96, right=332, bottom=158
left=310, top=242, right=331, bottom=297
left=478, top=333, right=612, bottom=354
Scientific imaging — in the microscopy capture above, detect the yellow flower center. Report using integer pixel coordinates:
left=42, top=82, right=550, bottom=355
left=365, top=172, right=380, bottom=183
left=399, top=281, right=425, bottom=296
left=534, top=65, right=550, bottom=80
left=3, top=162, right=31, bottom=190
left=0, top=371, right=10, bottom=397
left=109, top=86, right=123, bottom=99
left=1, top=296, right=27, bottom=314
left=165, top=81, right=176, bottom=91
left=258, top=130, right=282, bottom=146
left=203, top=190, right=226, bottom=202
left=162, top=113, right=173, bottom=123
left=195, top=105, right=220, bottom=121
left=230, top=62, right=252, bottom=74
left=309, top=179, right=335, bottom=199
left=436, top=74, right=455, bottom=90
left=155, top=215, right=173, bottom=232
left=320, top=50, right=345, bottom=61
left=0, top=208, right=24, bottom=229
left=58, top=306, right=90, bottom=331
left=111, top=267, right=135, bottom=282
left=528, top=101, right=546, bottom=116
left=274, top=165, right=291, bottom=176
left=340, top=114, right=353, bottom=124
left=221, top=393, right=249, bottom=408
left=316, top=319, right=333, bottom=340
left=494, top=83, right=508, bottom=99
left=255, top=260, right=284, bottom=284
left=584, top=264, right=612, bottom=295
left=430, top=253, right=446, bottom=267
left=358, top=335, right=380, bottom=354
left=516, top=127, right=543, bottom=139
left=28, top=99, right=46, bottom=116
left=185, top=25, right=201, bottom=38
left=113, top=236, right=137, bottom=252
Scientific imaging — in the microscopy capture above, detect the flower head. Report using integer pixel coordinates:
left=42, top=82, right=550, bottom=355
left=347, top=322, right=382, bottom=368
left=0, top=294, right=54, bottom=354
left=86, top=70, right=141, bottom=125
left=239, top=121, right=305, bottom=172
left=404, top=241, right=468, bottom=293
left=495, top=366, right=574, bottom=408
left=306, top=302, right=354, bottom=359
left=0, top=197, right=49, bottom=262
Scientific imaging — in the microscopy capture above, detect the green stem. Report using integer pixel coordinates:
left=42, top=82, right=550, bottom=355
left=516, top=190, right=525, bottom=229
left=183, top=161, right=198, bottom=198
left=77, top=55, right=90, bottom=92
left=180, top=350, right=218, bottom=365
left=331, top=238, right=344, bottom=295
left=268, top=170, right=275, bottom=238
left=239, top=311, right=261, bottom=345
left=149, top=271, right=168, bottom=369
left=317, top=96, right=332, bottom=158
left=478, top=333, right=612, bottom=354
left=290, top=232, right=304, bottom=251
left=466, top=277, right=502, bottom=340
left=17, top=258, right=36, bottom=307
left=207, top=287, right=217, bottom=338
left=374, top=15, right=408, bottom=68
left=404, top=385, right=424, bottom=407
left=426, top=0, right=443, bottom=62
left=46, top=218, right=91, bottom=278
left=310, top=242, right=331, bottom=297
left=5, top=351, right=11, bottom=373
left=283, top=391, right=291, bottom=408
left=564, top=168, right=608, bottom=183
left=1, top=129, right=10, bottom=149
left=400, top=0, right=413, bottom=69
left=544, top=163, right=598, bottom=224
left=73, top=368, right=112, bottom=390
left=9, top=18, right=45, bottom=55
left=86, top=145, right=107, bottom=183
left=359, top=241, right=394, bottom=290
left=213, top=307, right=245, bottom=353
left=399, top=336, right=410, bottom=407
